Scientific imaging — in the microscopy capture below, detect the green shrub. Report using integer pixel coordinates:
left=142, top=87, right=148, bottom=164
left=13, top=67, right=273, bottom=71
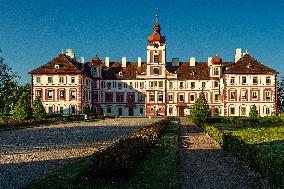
left=13, top=92, right=32, bottom=120
left=32, top=96, right=47, bottom=118
left=188, top=92, right=211, bottom=124
left=86, top=119, right=169, bottom=180
left=83, top=105, right=92, bottom=116
left=249, top=104, right=259, bottom=118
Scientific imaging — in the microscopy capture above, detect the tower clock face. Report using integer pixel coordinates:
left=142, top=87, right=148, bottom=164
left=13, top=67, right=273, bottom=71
left=154, top=50, right=160, bottom=55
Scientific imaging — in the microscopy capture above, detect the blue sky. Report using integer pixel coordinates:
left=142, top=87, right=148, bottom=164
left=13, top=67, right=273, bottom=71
left=1, top=0, right=283, bottom=84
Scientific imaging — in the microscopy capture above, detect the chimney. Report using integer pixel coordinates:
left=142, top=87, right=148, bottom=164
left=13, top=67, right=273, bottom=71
left=79, top=57, right=85, bottom=63
left=137, top=57, right=142, bottom=67
left=122, top=56, right=126, bottom=67
left=190, top=57, right=196, bottom=66
left=172, top=58, right=179, bottom=67
left=235, top=48, right=242, bottom=62
left=66, top=48, right=75, bottom=59
left=208, top=57, right=212, bottom=66
left=105, top=57, right=110, bottom=67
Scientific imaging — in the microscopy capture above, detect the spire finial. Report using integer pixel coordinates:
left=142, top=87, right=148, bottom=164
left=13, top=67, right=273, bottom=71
left=61, top=49, right=64, bottom=54
left=245, top=49, right=248, bottom=54
left=216, top=51, right=218, bottom=56
left=155, top=8, right=159, bottom=23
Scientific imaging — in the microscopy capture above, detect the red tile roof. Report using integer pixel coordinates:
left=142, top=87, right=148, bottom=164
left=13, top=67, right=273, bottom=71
left=225, top=54, right=276, bottom=74
left=30, top=54, right=83, bottom=74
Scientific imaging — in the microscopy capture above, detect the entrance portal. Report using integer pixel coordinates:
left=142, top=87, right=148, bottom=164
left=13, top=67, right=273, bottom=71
left=178, top=107, right=185, bottom=117
left=128, top=107, right=134, bottom=116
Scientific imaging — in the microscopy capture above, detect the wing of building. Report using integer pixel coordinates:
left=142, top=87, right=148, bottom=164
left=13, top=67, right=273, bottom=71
left=29, top=16, right=277, bottom=117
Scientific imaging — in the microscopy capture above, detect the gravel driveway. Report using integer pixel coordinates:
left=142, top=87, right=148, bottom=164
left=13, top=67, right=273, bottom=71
left=178, top=119, right=270, bottom=189
left=0, top=118, right=160, bottom=189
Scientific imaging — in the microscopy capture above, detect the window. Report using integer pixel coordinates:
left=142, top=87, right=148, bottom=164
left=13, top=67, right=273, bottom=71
left=36, top=90, right=42, bottom=98
left=71, top=106, right=75, bottom=114
left=214, top=94, right=219, bottom=102
left=253, top=76, right=258, bottom=85
left=190, top=82, right=195, bottom=88
left=190, top=95, right=194, bottom=101
left=118, top=82, right=122, bottom=89
left=113, top=81, right=116, bottom=88
left=70, top=91, right=76, bottom=100
left=242, top=76, right=246, bottom=84
left=48, top=107, right=53, bottom=113
left=158, top=93, right=163, bottom=101
left=266, top=91, right=271, bottom=100
left=150, top=93, right=155, bottom=101
left=105, top=92, right=113, bottom=102
left=215, top=107, right=220, bottom=115
left=179, top=82, right=184, bottom=89
left=154, top=55, right=159, bottom=63
left=230, top=77, right=235, bottom=84
left=252, top=91, right=258, bottom=99
left=36, top=77, right=41, bottom=83
left=140, top=82, right=144, bottom=89
left=128, top=94, right=134, bottom=103
left=59, top=90, right=65, bottom=99
left=59, top=76, right=64, bottom=83
left=214, top=68, right=219, bottom=75
left=265, top=107, right=270, bottom=115
left=266, top=77, right=271, bottom=84
left=169, top=107, right=173, bottom=114
left=169, top=82, right=173, bottom=89
left=94, top=81, right=97, bottom=89
left=47, top=90, right=53, bottom=99
left=129, top=82, right=133, bottom=89
left=92, top=68, right=97, bottom=76
left=179, top=94, right=184, bottom=102
left=116, top=93, right=123, bottom=102
left=107, top=82, right=111, bottom=89
left=214, top=81, right=219, bottom=88
left=48, top=76, right=53, bottom=84
left=154, top=67, right=159, bottom=75
left=71, top=76, right=75, bottom=83
left=159, top=81, right=163, bottom=88
left=202, top=82, right=206, bottom=88
left=140, top=107, right=144, bottom=115
left=169, top=94, right=173, bottom=101
left=241, top=107, right=246, bottom=116
left=93, top=92, right=98, bottom=102
left=230, top=91, right=236, bottom=100
left=150, top=81, right=155, bottom=88
left=241, top=90, right=247, bottom=100
left=59, top=107, right=64, bottom=114
left=230, top=107, right=235, bottom=115
left=107, top=107, right=112, bottom=114
left=139, top=94, right=144, bottom=102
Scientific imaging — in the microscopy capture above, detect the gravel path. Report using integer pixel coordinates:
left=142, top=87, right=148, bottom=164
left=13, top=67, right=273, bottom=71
left=0, top=118, right=160, bottom=189
left=178, top=118, right=269, bottom=189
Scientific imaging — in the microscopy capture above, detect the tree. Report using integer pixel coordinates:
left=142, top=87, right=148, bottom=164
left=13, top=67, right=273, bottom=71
left=83, top=105, right=92, bottom=116
left=32, top=96, right=46, bottom=118
left=13, top=92, right=32, bottom=120
left=277, top=76, right=284, bottom=114
left=249, top=104, right=259, bottom=118
left=0, top=49, right=19, bottom=114
left=188, top=92, right=211, bottom=124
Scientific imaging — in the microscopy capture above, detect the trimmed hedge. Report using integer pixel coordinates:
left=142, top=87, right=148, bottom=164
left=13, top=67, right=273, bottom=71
left=199, top=123, right=284, bottom=188
left=209, top=116, right=284, bottom=124
left=86, top=119, right=171, bottom=180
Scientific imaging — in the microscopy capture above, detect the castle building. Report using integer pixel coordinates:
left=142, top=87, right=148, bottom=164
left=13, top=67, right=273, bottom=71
left=30, top=16, right=277, bottom=117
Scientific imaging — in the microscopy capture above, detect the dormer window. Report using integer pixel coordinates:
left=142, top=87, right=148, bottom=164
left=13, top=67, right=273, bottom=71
left=118, top=71, right=123, bottom=76
left=54, top=64, right=60, bottom=69
left=91, top=67, right=97, bottom=76
left=154, top=67, right=159, bottom=75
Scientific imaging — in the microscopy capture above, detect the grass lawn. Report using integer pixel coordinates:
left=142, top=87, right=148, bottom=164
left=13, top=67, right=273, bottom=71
left=201, top=122, right=284, bottom=188
left=24, top=121, right=179, bottom=189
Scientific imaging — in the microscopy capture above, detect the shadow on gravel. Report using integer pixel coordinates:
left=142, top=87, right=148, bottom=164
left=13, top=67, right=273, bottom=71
left=0, top=157, right=80, bottom=189
left=0, top=126, right=142, bottom=154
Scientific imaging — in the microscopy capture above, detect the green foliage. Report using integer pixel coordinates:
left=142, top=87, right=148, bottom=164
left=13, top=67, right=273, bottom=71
left=188, top=92, right=211, bottom=124
left=87, top=119, right=169, bottom=180
left=13, top=92, right=32, bottom=120
left=199, top=122, right=284, bottom=188
left=83, top=105, right=92, bottom=116
left=277, top=76, right=284, bottom=114
left=32, top=96, right=47, bottom=118
left=249, top=104, right=258, bottom=118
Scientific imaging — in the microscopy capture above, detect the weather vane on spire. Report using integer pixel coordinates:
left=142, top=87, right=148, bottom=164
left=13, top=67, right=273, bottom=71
left=155, top=8, right=159, bottom=23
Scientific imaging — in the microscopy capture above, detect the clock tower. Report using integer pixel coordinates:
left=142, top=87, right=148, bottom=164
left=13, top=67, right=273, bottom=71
left=146, top=14, right=166, bottom=77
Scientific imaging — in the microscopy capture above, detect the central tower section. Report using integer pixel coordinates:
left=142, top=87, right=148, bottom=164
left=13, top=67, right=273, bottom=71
left=146, top=15, right=166, bottom=77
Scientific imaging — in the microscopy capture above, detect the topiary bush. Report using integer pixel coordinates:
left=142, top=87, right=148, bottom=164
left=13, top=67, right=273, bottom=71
left=188, top=92, right=211, bottom=124
left=13, top=92, right=32, bottom=120
left=32, top=96, right=47, bottom=119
